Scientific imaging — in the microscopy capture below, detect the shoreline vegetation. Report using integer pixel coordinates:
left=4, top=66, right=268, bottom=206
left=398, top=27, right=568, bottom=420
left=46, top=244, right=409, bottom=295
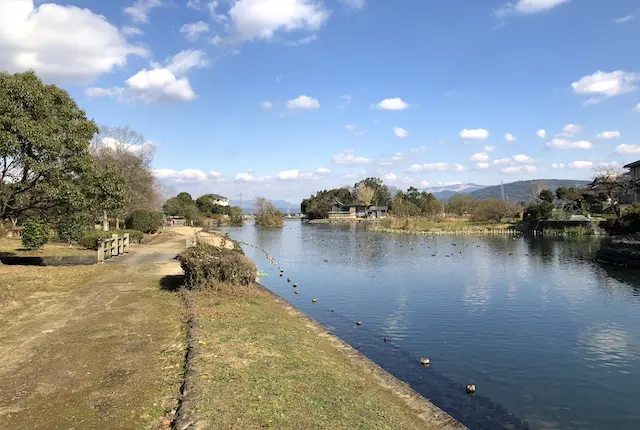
left=177, top=237, right=465, bottom=429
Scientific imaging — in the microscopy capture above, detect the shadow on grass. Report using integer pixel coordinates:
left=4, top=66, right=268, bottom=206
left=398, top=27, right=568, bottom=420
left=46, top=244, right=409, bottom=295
left=160, top=274, right=186, bottom=292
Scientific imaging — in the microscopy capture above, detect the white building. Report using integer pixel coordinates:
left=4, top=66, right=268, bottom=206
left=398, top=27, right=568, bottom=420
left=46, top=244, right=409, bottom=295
left=211, top=194, right=229, bottom=206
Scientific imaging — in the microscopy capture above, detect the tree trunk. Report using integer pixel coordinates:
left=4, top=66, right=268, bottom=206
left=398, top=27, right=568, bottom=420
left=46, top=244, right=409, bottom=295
left=115, top=217, right=120, bottom=230
left=103, top=210, right=109, bottom=231
left=10, top=218, right=17, bottom=227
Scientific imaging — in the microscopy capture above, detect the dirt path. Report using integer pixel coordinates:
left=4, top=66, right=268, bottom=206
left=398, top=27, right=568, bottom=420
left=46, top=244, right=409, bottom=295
left=0, top=231, right=191, bottom=429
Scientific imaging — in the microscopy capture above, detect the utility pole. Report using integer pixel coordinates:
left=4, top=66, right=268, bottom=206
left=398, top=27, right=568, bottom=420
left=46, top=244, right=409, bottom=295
left=500, top=181, right=506, bottom=201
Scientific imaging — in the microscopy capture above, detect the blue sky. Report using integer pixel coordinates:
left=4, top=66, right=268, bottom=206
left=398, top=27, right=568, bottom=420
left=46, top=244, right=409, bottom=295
left=1, top=0, right=640, bottom=202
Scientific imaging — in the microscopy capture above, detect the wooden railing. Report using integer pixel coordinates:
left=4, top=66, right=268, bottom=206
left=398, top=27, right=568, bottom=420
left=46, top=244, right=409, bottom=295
left=97, top=233, right=130, bottom=262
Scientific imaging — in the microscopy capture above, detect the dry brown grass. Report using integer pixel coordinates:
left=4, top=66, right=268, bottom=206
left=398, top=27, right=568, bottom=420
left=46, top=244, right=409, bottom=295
left=0, top=238, right=95, bottom=257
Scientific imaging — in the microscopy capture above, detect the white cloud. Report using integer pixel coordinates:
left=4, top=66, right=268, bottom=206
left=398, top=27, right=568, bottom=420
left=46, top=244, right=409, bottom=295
left=616, top=144, right=640, bottom=154
left=537, top=129, right=547, bottom=139
left=384, top=172, right=398, bottom=181
left=596, top=131, right=621, bottom=140
left=568, top=161, right=593, bottom=169
left=495, top=0, right=569, bottom=18
left=338, top=94, right=352, bottom=108
left=615, top=15, right=635, bottom=24
left=559, top=123, right=583, bottom=137
left=394, top=127, right=409, bottom=138
left=476, top=162, right=491, bottom=170
left=153, top=168, right=210, bottom=182
left=87, top=49, right=206, bottom=103
left=333, top=152, right=371, bottom=166
left=345, top=124, right=357, bottom=132
left=375, top=98, right=409, bottom=111
left=571, top=70, right=640, bottom=105
left=546, top=139, right=593, bottom=149
left=504, top=133, right=516, bottom=143
left=500, top=165, right=537, bottom=174
left=392, top=152, right=404, bottom=161
left=0, top=0, right=147, bottom=83
left=207, top=1, right=229, bottom=23
left=484, top=145, right=496, bottom=152
left=208, top=34, right=224, bottom=47
left=124, top=0, right=164, bottom=23
left=122, top=26, right=143, bottom=36
left=276, top=169, right=317, bottom=180
left=459, top=128, right=489, bottom=141
left=316, top=167, right=331, bottom=175
left=181, top=21, right=210, bottom=41
left=227, top=0, right=329, bottom=43
left=410, top=146, right=427, bottom=153
left=285, top=34, right=319, bottom=46
left=341, top=0, right=365, bottom=10
left=209, top=170, right=222, bottom=178
left=287, top=95, right=320, bottom=110
left=234, top=172, right=270, bottom=182
left=261, top=101, right=274, bottom=109
left=406, top=163, right=465, bottom=173
left=552, top=163, right=565, bottom=169
left=470, top=152, right=489, bottom=162
left=100, top=137, right=156, bottom=154
left=493, top=154, right=535, bottom=165
left=634, top=103, right=640, bottom=112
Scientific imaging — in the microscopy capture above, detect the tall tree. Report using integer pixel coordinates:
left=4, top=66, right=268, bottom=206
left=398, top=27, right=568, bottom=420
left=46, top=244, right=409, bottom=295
left=356, top=185, right=375, bottom=206
left=91, top=125, right=161, bottom=224
left=592, top=166, right=636, bottom=218
left=0, top=71, right=113, bottom=222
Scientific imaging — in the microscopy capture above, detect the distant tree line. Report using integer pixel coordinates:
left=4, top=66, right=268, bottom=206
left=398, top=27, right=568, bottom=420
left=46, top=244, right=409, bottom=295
left=163, top=192, right=244, bottom=226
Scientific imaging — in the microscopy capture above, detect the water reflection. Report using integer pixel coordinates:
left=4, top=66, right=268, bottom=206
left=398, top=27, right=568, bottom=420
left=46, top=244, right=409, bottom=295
left=580, top=322, right=633, bottom=369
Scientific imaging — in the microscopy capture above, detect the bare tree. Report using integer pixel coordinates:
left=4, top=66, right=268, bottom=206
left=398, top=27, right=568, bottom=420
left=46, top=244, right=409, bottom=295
left=356, top=185, right=375, bottom=206
left=528, top=181, right=549, bottom=202
left=592, top=165, right=635, bottom=218
left=91, top=126, right=162, bottom=227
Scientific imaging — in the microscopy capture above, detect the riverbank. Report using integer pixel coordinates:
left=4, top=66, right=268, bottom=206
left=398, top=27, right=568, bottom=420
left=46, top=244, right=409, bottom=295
left=596, top=235, right=640, bottom=268
left=181, top=235, right=465, bottom=429
left=368, top=217, right=520, bottom=236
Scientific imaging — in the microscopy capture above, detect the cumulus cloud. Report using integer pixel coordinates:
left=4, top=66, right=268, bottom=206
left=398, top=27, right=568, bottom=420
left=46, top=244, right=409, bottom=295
left=275, top=169, right=319, bottom=180
left=616, top=144, right=640, bottom=154
left=568, top=161, right=593, bottom=169
left=153, top=168, right=213, bottom=182
left=500, top=165, right=537, bottom=174
left=345, top=124, right=357, bottom=132
left=234, top=171, right=271, bottom=182
left=261, top=101, right=274, bottom=109
left=476, top=162, right=491, bottom=170
left=394, top=127, right=409, bottom=138
left=406, top=163, right=465, bottom=173
left=375, top=98, right=409, bottom=111
left=459, top=128, right=489, bottom=141
left=86, top=49, right=207, bottom=103
left=470, top=152, right=489, bottom=162
left=537, top=129, right=547, bottom=139
left=504, top=133, right=516, bottom=143
left=493, top=154, right=535, bottom=165
left=122, top=26, right=144, bottom=36
left=227, top=0, right=329, bottom=43
left=596, top=131, right=621, bottom=140
left=571, top=70, right=640, bottom=105
left=495, top=0, right=569, bottom=19
left=333, top=151, right=371, bottom=166
left=338, top=94, right=352, bottom=109
left=287, top=95, right=320, bottom=110
left=0, top=0, right=147, bottom=83
left=181, top=21, right=210, bottom=41
left=552, top=163, right=565, bottom=169
left=634, top=103, right=640, bottom=112
left=558, top=123, right=583, bottom=137
left=384, top=172, right=398, bottom=181
left=316, top=167, right=331, bottom=174
left=615, top=15, right=635, bottom=24
left=546, top=139, right=593, bottom=149
left=484, top=145, right=496, bottom=152
left=124, top=0, right=164, bottom=23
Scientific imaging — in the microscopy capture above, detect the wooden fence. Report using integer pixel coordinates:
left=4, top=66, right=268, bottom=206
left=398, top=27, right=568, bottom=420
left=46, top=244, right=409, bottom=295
left=97, top=233, right=130, bottom=262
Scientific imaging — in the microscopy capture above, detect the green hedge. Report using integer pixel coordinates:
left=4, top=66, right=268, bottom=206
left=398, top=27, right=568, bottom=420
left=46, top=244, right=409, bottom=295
left=179, top=242, right=256, bottom=288
left=125, top=210, right=164, bottom=234
left=78, top=229, right=144, bottom=250
left=22, top=216, right=50, bottom=250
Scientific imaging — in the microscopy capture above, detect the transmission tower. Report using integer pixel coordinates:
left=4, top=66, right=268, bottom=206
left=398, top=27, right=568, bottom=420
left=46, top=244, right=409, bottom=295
left=500, top=181, right=506, bottom=201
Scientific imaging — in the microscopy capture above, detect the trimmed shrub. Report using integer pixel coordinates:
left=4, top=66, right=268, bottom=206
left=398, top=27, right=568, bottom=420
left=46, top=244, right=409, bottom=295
left=22, top=216, right=50, bottom=250
left=125, top=210, right=163, bottom=234
left=78, top=229, right=144, bottom=250
left=179, top=242, right=256, bottom=289
left=58, top=212, right=91, bottom=244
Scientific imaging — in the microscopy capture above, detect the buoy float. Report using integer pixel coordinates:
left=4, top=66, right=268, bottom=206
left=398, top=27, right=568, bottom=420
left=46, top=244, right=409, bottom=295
left=466, top=384, right=476, bottom=394
left=295, top=291, right=299, bottom=294
left=287, top=278, right=291, bottom=282
left=312, top=298, right=317, bottom=303
left=383, top=337, right=389, bottom=342
left=356, top=321, right=362, bottom=326
left=293, top=283, right=297, bottom=288
left=420, top=357, right=430, bottom=365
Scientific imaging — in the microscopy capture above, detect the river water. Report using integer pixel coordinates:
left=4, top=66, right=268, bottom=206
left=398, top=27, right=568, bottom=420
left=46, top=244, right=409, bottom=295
left=223, top=221, right=640, bottom=430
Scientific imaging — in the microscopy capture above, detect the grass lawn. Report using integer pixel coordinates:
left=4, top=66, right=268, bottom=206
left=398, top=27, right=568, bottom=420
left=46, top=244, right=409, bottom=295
left=190, top=287, right=460, bottom=429
left=0, top=262, right=185, bottom=429
left=377, top=217, right=515, bottom=232
left=0, top=237, right=95, bottom=257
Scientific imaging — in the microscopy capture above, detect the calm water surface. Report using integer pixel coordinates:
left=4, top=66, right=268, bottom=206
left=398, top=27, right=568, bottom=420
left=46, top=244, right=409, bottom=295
left=224, top=221, right=640, bottom=430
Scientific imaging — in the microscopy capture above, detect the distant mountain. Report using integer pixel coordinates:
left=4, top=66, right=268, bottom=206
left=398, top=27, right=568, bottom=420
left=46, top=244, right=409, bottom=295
left=230, top=199, right=301, bottom=214
left=421, top=183, right=486, bottom=200
left=469, top=179, right=590, bottom=203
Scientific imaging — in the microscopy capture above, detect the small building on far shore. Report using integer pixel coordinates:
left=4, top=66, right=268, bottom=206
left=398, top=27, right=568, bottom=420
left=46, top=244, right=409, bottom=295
left=165, top=216, right=186, bottom=227
left=329, top=200, right=388, bottom=219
